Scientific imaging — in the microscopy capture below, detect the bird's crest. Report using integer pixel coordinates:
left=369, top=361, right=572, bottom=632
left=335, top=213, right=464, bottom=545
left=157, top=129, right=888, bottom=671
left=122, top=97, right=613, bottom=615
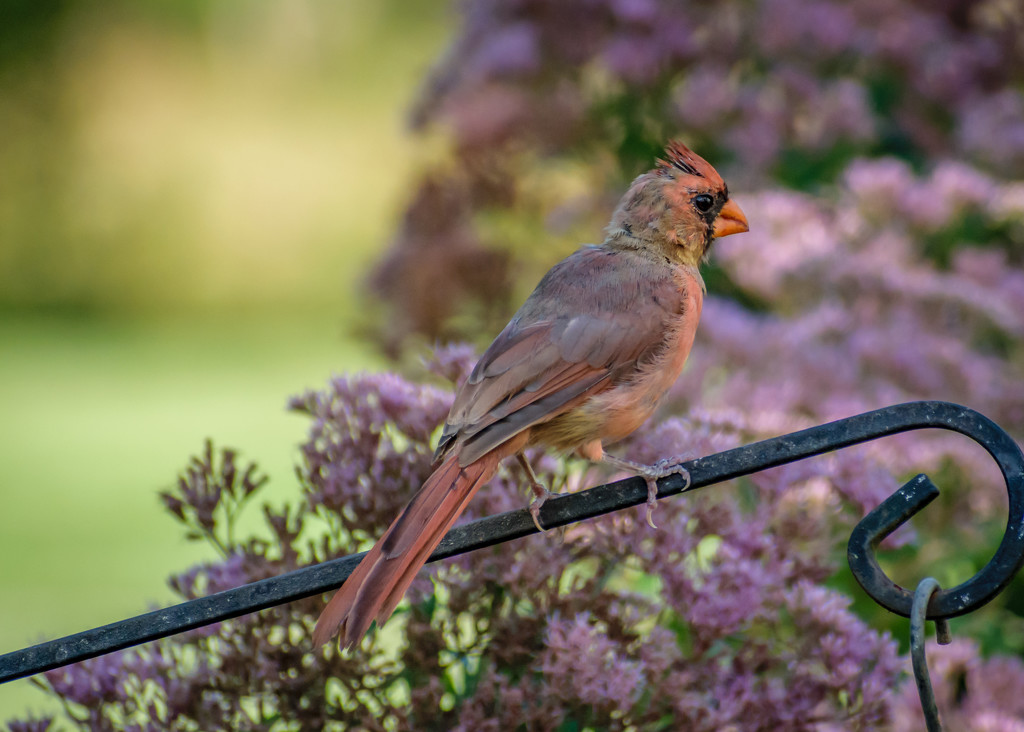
left=656, top=140, right=720, bottom=181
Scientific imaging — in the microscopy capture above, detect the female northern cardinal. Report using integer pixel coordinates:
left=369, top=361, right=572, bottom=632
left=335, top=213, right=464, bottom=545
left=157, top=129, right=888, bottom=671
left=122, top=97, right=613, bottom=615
left=314, top=141, right=748, bottom=648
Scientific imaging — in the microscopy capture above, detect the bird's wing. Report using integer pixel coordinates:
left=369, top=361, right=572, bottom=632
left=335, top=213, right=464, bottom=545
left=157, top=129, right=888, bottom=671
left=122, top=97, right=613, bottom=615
left=435, top=246, right=687, bottom=466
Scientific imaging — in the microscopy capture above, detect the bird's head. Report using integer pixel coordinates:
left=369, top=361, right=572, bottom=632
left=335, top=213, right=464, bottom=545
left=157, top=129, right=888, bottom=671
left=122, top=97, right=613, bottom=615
left=606, top=140, right=748, bottom=267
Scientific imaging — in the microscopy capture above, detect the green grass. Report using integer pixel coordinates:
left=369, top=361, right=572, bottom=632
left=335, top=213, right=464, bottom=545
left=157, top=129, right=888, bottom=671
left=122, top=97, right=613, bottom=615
left=0, top=310, right=383, bottom=721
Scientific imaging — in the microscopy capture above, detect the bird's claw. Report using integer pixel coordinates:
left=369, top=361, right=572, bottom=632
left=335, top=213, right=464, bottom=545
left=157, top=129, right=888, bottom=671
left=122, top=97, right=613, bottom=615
left=643, top=477, right=659, bottom=529
left=529, top=485, right=553, bottom=532
left=652, top=458, right=691, bottom=485
left=518, top=452, right=554, bottom=532
left=597, top=452, right=691, bottom=530
left=639, top=460, right=690, bottom=530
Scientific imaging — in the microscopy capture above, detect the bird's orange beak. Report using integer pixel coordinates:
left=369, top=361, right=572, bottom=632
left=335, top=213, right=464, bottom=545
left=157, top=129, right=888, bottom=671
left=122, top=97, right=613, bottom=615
left=713, top=199, right=749, bottom=238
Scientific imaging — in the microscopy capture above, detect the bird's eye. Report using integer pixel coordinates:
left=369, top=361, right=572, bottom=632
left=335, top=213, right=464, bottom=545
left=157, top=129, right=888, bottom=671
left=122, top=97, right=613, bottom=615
left=693, top=194, right=714, bottom=213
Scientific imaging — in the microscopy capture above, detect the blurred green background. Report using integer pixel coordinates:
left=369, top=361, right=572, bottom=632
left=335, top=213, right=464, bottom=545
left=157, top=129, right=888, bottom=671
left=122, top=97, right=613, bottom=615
left=0, top=0, right=447, bottom=719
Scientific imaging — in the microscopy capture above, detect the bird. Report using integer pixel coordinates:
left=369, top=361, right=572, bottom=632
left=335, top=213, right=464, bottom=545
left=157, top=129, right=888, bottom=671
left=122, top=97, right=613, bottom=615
left=313, top=141, right=748, bottom=648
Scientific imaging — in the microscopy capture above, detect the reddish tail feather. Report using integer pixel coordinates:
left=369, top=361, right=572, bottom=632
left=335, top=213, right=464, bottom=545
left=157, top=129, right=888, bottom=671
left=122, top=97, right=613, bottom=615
left=313, top=451, right=502, bottom=648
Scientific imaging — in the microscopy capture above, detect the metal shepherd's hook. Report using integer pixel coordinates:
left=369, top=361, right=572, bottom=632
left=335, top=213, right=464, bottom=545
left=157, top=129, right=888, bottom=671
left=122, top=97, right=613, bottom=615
left=846, top=406, right=1024, bottom=730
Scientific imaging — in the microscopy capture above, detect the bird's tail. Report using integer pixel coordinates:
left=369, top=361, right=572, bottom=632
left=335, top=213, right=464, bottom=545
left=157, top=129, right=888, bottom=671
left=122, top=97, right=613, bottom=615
left=312, top=451, right=501, bottom=648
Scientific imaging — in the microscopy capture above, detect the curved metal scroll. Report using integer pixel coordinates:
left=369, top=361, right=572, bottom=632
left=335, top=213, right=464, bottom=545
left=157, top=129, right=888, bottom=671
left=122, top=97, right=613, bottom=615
left=843, top=402, right=1024, bottom=619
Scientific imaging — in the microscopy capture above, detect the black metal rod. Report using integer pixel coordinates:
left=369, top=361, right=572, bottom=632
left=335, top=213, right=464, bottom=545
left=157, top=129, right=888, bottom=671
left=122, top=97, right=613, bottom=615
left=910, top=578, right=946, bottom=732
left=1, top=400, right=1021, bottom=685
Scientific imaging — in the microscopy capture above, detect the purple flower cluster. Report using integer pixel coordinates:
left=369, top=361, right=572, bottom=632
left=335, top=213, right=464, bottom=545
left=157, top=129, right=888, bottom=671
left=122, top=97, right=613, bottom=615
left=158, top=439, right=268, bottom=557
left=413, top=0, right=1024, bottom=172
left=4, top=364, right=927, bottom=729
left=889, top=638, right=1024, bottom=732
left=289, top=372, right=453, bottom=545
left=5, top=443, right=366, bottom=731
left=374, top=0, right=1024, bottom=344
left=5, top=719, right=53, bottom=732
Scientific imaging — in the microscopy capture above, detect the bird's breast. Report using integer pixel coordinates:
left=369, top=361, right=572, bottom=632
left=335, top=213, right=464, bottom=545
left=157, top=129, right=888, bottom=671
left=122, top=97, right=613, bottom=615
left=531, top=266, right=704, bottom=452
left=591, top=270, right=703, bottom=443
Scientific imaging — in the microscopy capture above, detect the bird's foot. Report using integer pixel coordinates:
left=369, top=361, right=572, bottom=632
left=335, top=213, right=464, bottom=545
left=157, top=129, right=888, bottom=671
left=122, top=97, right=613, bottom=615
left=528, top=483, right=554, bottom=533
left=518, top=452, right=553, bottom=532
left=600, top=455, right=690, bottom=529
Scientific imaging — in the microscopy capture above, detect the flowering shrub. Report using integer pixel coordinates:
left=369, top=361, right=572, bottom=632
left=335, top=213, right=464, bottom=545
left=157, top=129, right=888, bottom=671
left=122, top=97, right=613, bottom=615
left=9, top=337, right=1024, bottom=728
left=411, top=0, right=1024, bottom=172
left=375, top=0, right=1024, bottom=342
left=10, top=358, right=908, bottom=730
left=368, top=5, right=1024, bottom=726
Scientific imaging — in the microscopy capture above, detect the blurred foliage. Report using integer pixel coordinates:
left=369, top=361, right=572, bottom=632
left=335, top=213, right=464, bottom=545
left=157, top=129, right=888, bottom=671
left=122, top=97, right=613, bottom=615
left=0, top=0, right=446, bottom=314
left=368, top=0, right=1024, bottom=345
